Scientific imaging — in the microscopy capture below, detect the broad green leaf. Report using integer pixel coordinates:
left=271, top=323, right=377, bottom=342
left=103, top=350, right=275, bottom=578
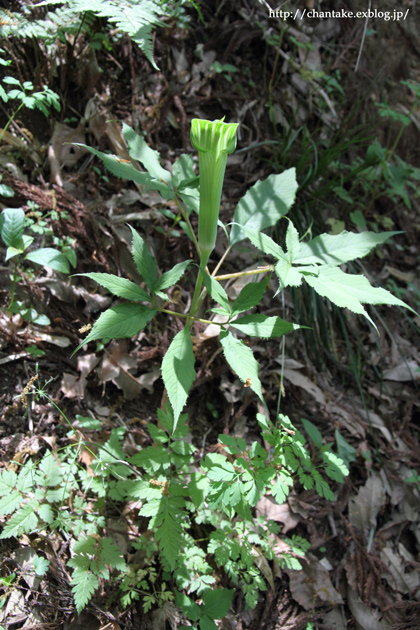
left=304, top=266, right=416, bottom=331
left=161, top=328, right=196, bottom=428
left=155, top=260, right=192, bottom=291
left=301, top=418, right=323, bottom=448
left=219, top=329, right=264, bottom=404
left=231, top=278, right=270, bottom=317
left=241, top=226, right=287, bottom=261
left=0, top=469, right=17, bottom=495
left=200, top=617, right=217, bottom=630
left=173, top=153, right=197, bottom=189
left=129, top=226, right=159, bottom=291
left=294, top=230, right=401, bottom=266
left=285, top=220, right=301, bottom=262
left=0, top=207, right=25, bottom=247
left=122, top=123, right=172, bottom=184
left=201, top=268, right=230, bottom=313
left=274, top=259, right=303, bottom=292
left=77, top=272, right=152, bottom=302
left=74, top=303, right=157, bottom=354
left=202, top=588, right=234, bottom=620
left=37, top=503, right=54, bottom=524
left=73, top=144, right=174, bottom=196
left=25, top=248, right=70, bottom=273
left=230, top=314, right=299, bottom=338
left=230, top=169, right=297, bottom=245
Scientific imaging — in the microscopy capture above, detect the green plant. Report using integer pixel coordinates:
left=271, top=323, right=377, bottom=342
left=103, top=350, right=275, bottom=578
left=2, top=119, right=417, bottom=623
left=0, top=206, right=73, bottom=327
left=0, top=48, right=60, bottom=142
left=0, top=0, right=197, bottom=72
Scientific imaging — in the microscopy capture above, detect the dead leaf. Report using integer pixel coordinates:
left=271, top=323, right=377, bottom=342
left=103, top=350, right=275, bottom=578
left=383, top=360, right=419, bottom=382
left=286, top=553, right=344, bottom=610
left=282, top=368, right=326, bottom=406
left=347, top=585, right=387, bottom=630
left=380, top=544, right=420, bottom=596
left=348, top=474, right=385, bottom=538
left=256, top=497, right=300, bottom=533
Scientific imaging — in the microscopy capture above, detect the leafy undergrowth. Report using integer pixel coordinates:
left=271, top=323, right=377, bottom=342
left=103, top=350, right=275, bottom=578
left=0, top=1, right=420, bottom=629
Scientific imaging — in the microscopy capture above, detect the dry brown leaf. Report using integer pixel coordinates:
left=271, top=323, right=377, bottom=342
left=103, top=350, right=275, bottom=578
left=348, top=474, right=385, bottom=538
left=282, top=368, right=326, bottom=406
left=286, top=553, right=344, bottom=610
left=256, top=497, right=300, bottom=533
left=347, top=585, right=387, bottom=630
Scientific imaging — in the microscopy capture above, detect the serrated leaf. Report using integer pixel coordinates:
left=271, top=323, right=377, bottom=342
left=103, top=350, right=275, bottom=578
left=230, top=169, right=297, bottom=245
left=128, top=225, right=158, bottom=291
left=122, top=123, right=172, bottom=184
left=100, top=537, right=126, bottom=571
left=37, top=503, right=54, bottom=524
left=0, top=492, right=22, bottom=516
left=231, top=278, right=269, bottom=317
left=201, top=268, right=230, bottom=313
left=0, top=500, right=39, bottom=538
left=285, top=220, right=301, bottom=262
left=240, top=226, right=287, bottom=260
left=202, top=588, right=234, bottom=620
left=294, top=230, right=401, bottom=266
left=161, top=328, right=196, bottom=429
left=155, top=496, right=184, bottom=570
left=219, top=329, right=264, bottom=404
left=74, top=303, right=157, bottom=354
left=304, top=266, right=416, bottom=332
left=70, top=568, right=98, bottom=613
left=200, top=617, right=217, bottom=630
left=274, top=259, right=303, bottom=292
left=25, top=247, right=70, bottom=273
left=0, top=207, right=25, bottom=247
left=155, top=260, right=192, bottom=291
left=33, top=555, right=50, bottom=576
left=78, top=272, right=152, bottom=302
left=0, top=469, right=17, bottom=495
left=230, top=314, right=298, bottom=338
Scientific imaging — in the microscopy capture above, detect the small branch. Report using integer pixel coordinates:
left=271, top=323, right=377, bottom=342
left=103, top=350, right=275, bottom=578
left=214, top=266, right=273, bottom=281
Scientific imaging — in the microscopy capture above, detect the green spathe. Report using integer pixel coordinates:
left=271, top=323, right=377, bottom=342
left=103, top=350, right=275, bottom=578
left=191, top=118, right=238, bottom=264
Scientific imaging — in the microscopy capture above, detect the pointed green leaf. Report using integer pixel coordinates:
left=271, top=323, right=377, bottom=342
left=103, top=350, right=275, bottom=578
left=0, top=207, right=25, bottom=247
left=122, top=123, right=172, bottom=184
left=70, top=569, right=98, bottom=613
left=0, top=492, right=22, bottom=516
left=241, top=226, right=287, bottom=261
left=294, top=231, right=401, bottom=266
left=230, top=314, right=299, bottom=338
left=274, top=259, right=303, bottom=292
left=202, top=588, right=234, bottom=620
left=201, top=268, right=231, bottom=313
left=301, top=418, right=323, bottom=448
left=25, top=248, right=70, bottom=273
left=285, top=220, right=301, bottom=262
left=231, top=278, right=270, bottom=316
left=304, top=266, right=417, bottom=332
left=161, top=328, right=196, bottom=428
left=155, top=497, right=184, bottom=571
left=74, top=303, right=157, bottom=354
left=129, top=226, right=159, bottom=291
left=77, top=272, right=152, bottom=302
left=72, top=144, right=174, bottom=196
left=0, top=499, right=39, bottom=538
left=230, top=169, right=298, bottom=245
left=219, top=329, right=264, bottom=404
left=172, top=153, right=197, bottom=189
left=155, top=260, right=192, bottom=291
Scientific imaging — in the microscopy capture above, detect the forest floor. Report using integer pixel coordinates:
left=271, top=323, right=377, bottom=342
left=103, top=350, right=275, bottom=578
left=0, top=0, right=420, bottom=629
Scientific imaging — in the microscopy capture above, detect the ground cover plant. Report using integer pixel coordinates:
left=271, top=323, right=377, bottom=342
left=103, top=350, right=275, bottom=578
left=1, top=1, right=420, bottom=629
left=0, top=116, right=417, bottom=628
